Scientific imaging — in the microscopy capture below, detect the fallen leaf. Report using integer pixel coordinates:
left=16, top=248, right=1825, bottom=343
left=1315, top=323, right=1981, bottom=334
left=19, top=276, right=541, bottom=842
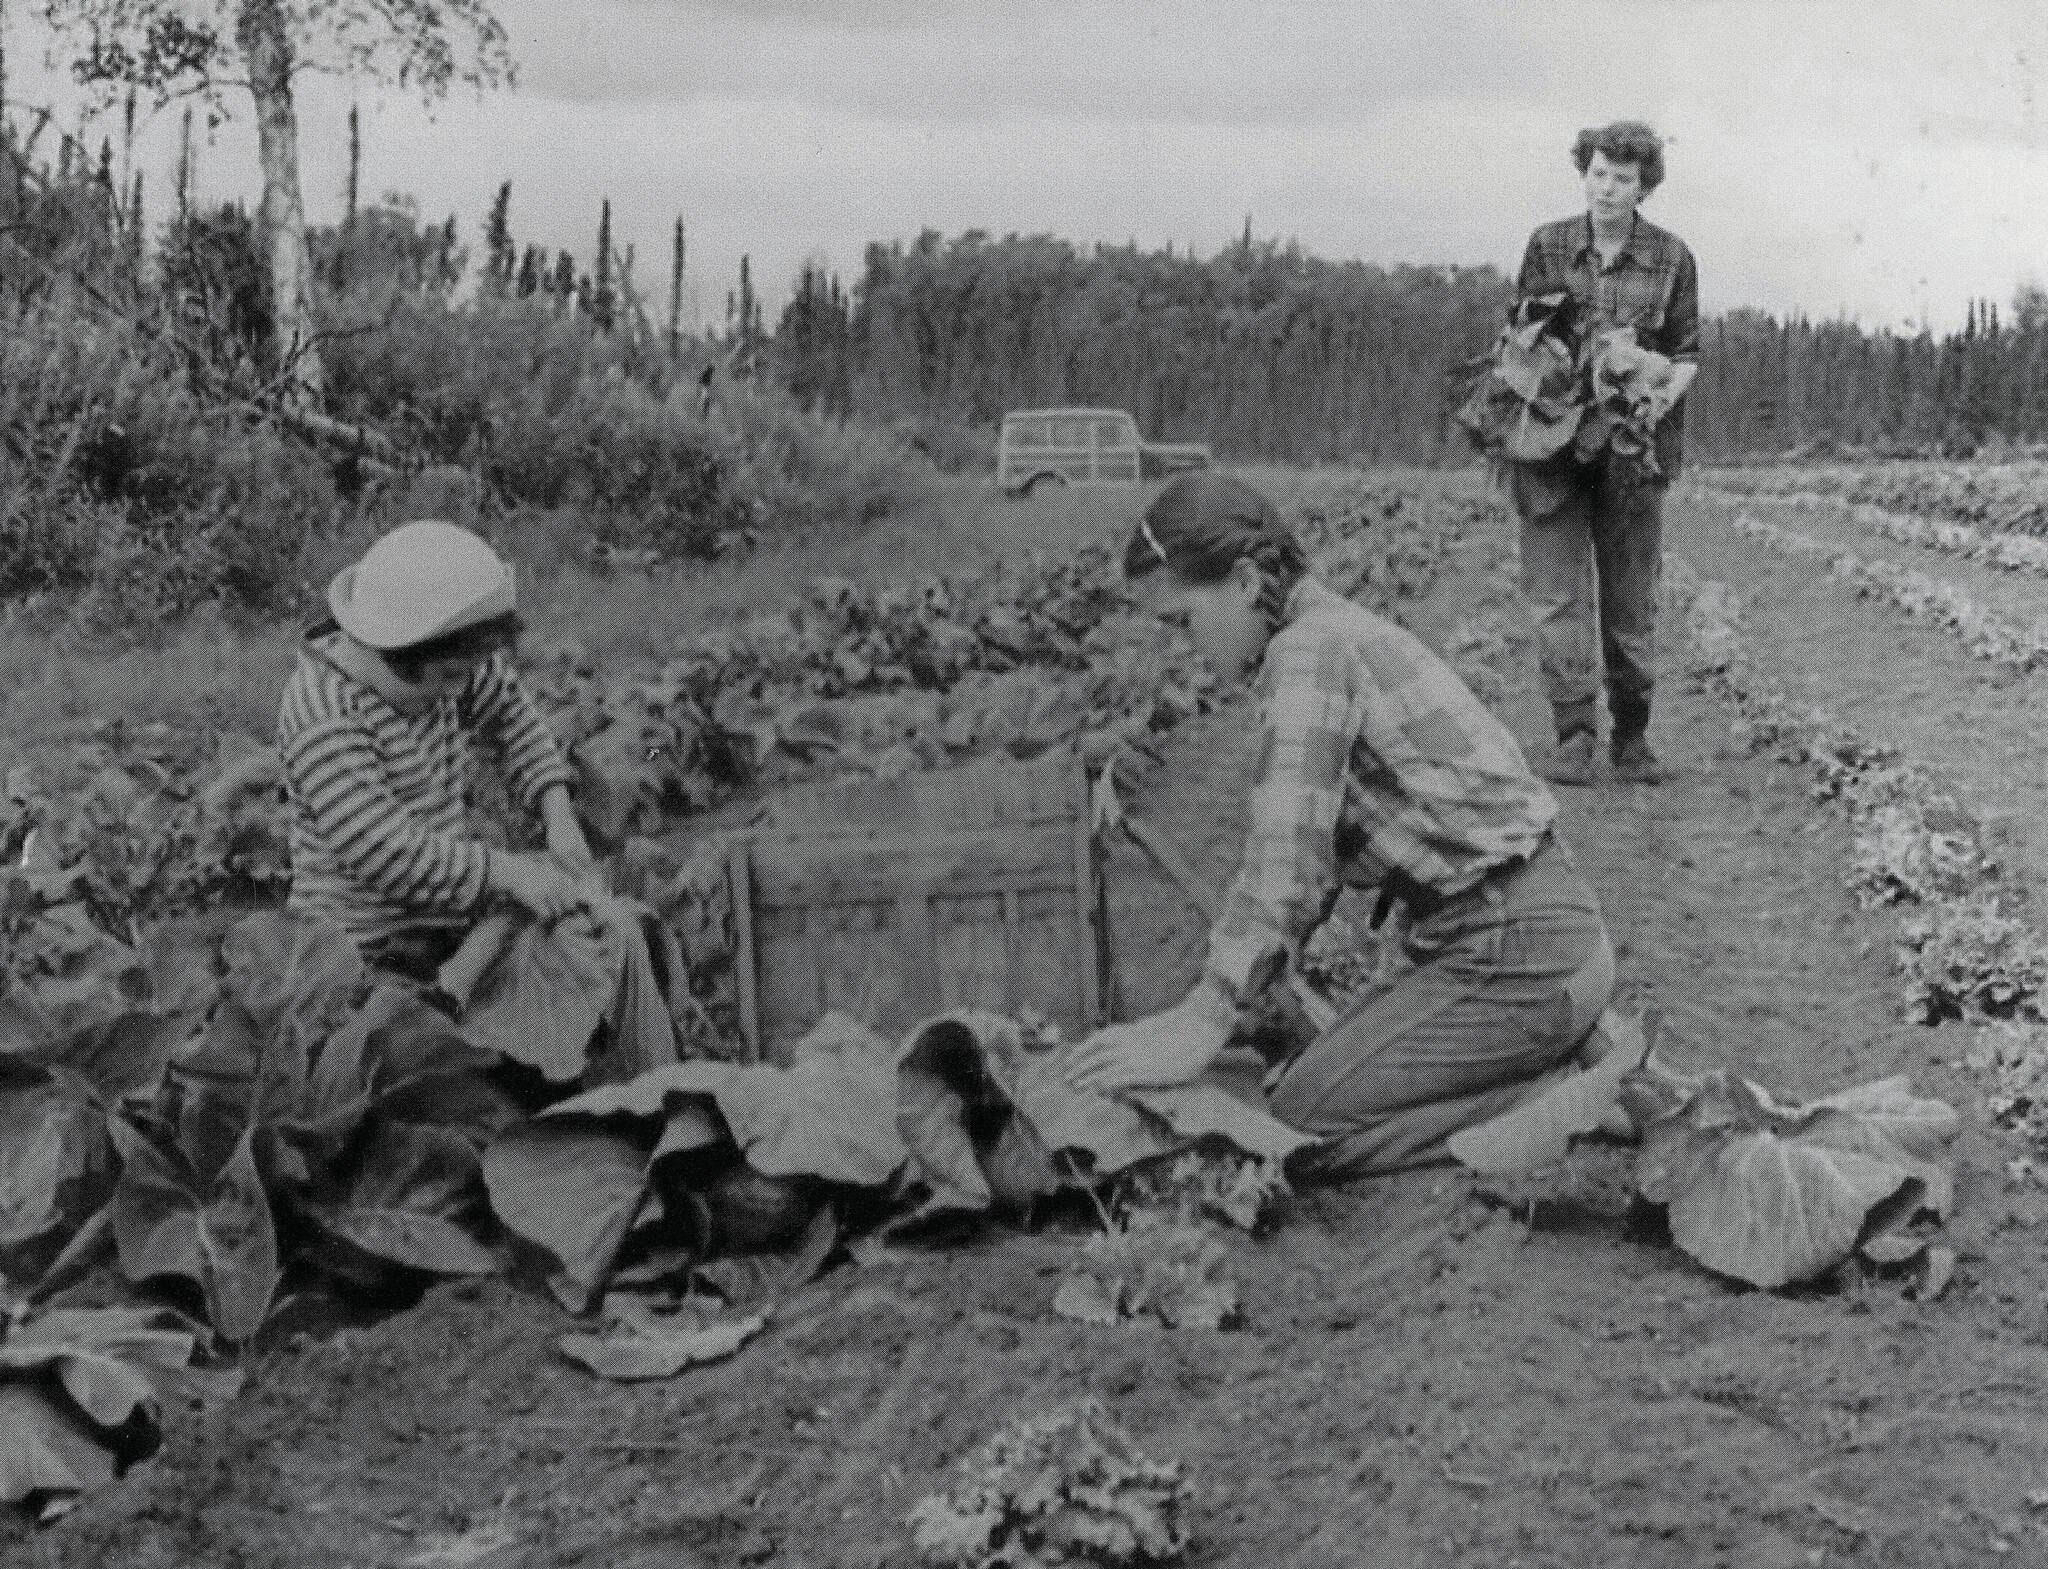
left=1634, top=1072, right=1957, bottom=1290
left=482, top=1125, right=648, bottom=1313
left=558, top=1305, right=765, bottom=1381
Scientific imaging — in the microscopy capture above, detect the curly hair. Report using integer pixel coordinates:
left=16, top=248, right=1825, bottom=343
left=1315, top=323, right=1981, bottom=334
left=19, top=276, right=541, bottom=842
left=1123, top=472, right=1306, bottom=623
left=1571, top=120, right=1666, bottom=193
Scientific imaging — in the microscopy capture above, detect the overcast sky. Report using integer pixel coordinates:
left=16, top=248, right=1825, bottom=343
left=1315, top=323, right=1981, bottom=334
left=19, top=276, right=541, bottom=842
left=10, top=0, right=2048, bottom=332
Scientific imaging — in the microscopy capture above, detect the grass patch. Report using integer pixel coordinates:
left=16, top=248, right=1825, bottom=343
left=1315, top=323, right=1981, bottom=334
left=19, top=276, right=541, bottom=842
left=0, top=475, right=1141, bottom=764
left=2, top=464, right=1469, bottom=769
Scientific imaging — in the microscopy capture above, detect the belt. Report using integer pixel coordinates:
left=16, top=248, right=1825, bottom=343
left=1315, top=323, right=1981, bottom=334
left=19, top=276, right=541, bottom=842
left=1368, top=833, right=1552, bottom=929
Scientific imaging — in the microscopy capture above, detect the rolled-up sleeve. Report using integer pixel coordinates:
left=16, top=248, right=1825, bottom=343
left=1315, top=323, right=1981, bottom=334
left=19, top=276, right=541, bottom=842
left=1203, top=628, right=1360, bottom=1006
left=465, top=653, right=575, bottom=808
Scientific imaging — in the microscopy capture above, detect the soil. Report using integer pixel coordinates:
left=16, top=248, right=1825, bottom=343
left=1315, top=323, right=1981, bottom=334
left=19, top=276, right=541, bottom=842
left=12, top=480, right=2048, bottom=1569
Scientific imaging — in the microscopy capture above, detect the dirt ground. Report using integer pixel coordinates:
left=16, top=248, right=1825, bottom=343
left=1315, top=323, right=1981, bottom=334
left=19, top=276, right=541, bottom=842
left=12, top=484, right=2048, bottom=1569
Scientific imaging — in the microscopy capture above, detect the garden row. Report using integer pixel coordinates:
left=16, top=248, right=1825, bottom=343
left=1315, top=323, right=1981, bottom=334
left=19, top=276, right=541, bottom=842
left=1726, top=512, right=2048, bottom=672
left=1726, top=491, right=2048, bottom=579
left=0, top=473, right=1489, bottom=1516
left=2, top=473, right=1484, bottom=1028
left=1664, top=550, right=2046, bottom=1025
left=1707, top=459, right=2048, bottom=537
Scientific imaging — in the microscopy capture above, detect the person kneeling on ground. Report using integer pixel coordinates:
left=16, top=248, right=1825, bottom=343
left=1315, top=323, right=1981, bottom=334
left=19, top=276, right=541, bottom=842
left=1068, top=473, right=1618, bottom=1178
left=277, top=521, right=682, bottom=1079
left=278, top=518, right=596, bottom=974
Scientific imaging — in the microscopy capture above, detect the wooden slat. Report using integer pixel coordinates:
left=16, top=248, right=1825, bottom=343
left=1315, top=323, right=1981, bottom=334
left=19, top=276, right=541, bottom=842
left=767, top=749, right=1078, bottom=833
left=1068, top=756, right=1103, bottom=1028
left=747, top=827, right=1072, bottom=906
left=727, top=839, right=762, bottom=1061
left=733, top=747, right=1104, bottom=1059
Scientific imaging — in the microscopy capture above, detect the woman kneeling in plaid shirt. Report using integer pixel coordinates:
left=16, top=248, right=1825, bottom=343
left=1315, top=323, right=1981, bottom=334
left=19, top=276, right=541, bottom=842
left=1069, top=473, right=1618, bottom=1178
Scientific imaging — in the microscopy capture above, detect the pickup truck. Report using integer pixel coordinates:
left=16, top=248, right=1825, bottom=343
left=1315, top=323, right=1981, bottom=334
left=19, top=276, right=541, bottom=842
left=995, top=408, right=1212, bottom=496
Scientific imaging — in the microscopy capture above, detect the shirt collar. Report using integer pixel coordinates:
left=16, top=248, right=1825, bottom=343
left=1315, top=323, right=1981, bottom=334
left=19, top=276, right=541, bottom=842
left=1280, top=575, right=1342, bottom=626
left=1575, top=211, right=1651, bottom=269
left=308, top=625, right=445, bottom=713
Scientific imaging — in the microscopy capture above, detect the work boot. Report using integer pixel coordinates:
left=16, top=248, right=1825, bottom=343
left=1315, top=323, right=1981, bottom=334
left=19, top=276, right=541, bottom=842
left=1542, top=730, right=1597, bottom=787
left=1610, top=732, right=1666, bottom=785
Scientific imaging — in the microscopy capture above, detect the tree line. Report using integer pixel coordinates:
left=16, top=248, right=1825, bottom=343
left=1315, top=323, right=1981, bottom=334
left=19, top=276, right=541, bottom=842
left=773, top=229, right=2048, bottom=464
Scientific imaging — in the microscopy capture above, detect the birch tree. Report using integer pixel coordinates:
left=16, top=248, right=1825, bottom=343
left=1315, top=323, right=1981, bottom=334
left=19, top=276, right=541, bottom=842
left=37, top=0, right=511, bottom=400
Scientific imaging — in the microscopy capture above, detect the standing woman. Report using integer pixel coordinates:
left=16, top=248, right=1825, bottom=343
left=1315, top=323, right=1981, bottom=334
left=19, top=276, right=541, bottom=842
left=1514, top=119, right=1699, bottom=786
left=1069, top=474, right=1617, bottom=1179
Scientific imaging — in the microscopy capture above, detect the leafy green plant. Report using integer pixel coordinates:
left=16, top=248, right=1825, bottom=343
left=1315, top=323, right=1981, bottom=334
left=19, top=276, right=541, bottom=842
left=0, top=911, right=517, bottom=1343
left=1964, top=1022, right=2048, bottom=1148
left=1633, top=1072, right=1958, bottom=1290
left=0, top=1303, right=241, bottom=1518
left=1117, top=1150, right=1289, bottom=1233
left=1897, top=898, right=2048, bottom=1022
left=1052, top=1210, right=1241, bottom=1331
left=908, top=1397, right=1193, bottom=1568
left=1455, top=293, right=1693, bottom=475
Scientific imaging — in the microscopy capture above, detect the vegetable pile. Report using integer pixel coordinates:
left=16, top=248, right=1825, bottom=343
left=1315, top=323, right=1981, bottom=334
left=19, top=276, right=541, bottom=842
left=1455, top=290, right=1695, bottom=476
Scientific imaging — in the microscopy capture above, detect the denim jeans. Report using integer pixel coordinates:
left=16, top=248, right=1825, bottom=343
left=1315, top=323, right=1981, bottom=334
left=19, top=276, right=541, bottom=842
left=1267, top=836, right=1615, bottom=1180
left=1512, top=462, right=1666, bottom=740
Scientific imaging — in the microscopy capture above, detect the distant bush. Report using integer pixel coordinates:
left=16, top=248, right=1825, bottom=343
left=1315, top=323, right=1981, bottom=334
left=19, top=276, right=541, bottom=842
left=888, top=416, right=996, bottom=476
left=1, top=174, right=931, bottom=623
left=323, top=291, right=931, bottom=559
left=0, top=297, right=336, bottom=624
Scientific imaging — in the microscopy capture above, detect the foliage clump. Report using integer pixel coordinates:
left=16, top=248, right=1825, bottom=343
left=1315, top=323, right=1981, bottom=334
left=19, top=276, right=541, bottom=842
left=1897, top=897, right=2048, bottom=1023
left=1051, top=1210, right=1240, bottom=1331
left=908, top=1398, right=1193, bottom=1568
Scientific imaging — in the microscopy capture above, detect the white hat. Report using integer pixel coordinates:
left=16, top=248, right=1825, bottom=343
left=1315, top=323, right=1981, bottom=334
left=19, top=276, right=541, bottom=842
left=328, top=520, right=516, bottom=650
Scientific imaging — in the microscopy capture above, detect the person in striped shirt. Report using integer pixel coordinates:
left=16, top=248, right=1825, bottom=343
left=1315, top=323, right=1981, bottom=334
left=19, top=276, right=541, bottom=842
left=277, top=520, right=597, bottom=978
left=1068, top=474, right=1620, bottom=1178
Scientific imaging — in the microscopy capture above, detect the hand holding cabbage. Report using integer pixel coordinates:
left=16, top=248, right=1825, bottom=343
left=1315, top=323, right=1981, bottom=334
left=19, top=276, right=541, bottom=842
left=1456, top=291, right=1696, bottom=478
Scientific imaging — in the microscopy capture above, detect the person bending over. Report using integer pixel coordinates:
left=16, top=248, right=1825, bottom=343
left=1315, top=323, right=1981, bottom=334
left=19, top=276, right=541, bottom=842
left=1069, top=473, right=1617, bottom=1178
left=277, top=519, right=597, bottom=979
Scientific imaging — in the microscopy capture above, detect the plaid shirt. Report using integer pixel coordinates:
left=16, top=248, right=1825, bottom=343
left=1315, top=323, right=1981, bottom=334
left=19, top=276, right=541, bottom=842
left=1202, top=580, right=1557, bottom=1009
left=278, top=634, right=575, bottom=944
left=1517, top=211, right=1699, bottom=475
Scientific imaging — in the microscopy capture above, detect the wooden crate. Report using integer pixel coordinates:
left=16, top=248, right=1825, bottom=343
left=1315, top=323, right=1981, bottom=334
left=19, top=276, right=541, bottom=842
left=729, top=750, right=1106, bottom=1062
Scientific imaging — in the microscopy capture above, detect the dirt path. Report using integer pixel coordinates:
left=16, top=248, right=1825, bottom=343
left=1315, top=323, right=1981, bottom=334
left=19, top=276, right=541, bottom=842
left=14, top=486, right=2048, bottom=1569
left=1670, top=484, right=2048, bottom=898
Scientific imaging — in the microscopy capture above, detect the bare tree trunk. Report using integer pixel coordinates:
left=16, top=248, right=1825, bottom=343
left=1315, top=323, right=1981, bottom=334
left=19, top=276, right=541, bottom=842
left=237, top=0, right=324, bottom=400
left=668, top=218, right=685, bottom=358
left=0, top=0, right=11, bottom=224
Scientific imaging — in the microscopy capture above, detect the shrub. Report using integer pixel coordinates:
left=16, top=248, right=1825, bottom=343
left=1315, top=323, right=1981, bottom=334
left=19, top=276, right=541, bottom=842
left=487, top=371, right=751, bottom=558
left=0, top=297, right=337, bottom=622
left=322, top=292, right=932, bottom=558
